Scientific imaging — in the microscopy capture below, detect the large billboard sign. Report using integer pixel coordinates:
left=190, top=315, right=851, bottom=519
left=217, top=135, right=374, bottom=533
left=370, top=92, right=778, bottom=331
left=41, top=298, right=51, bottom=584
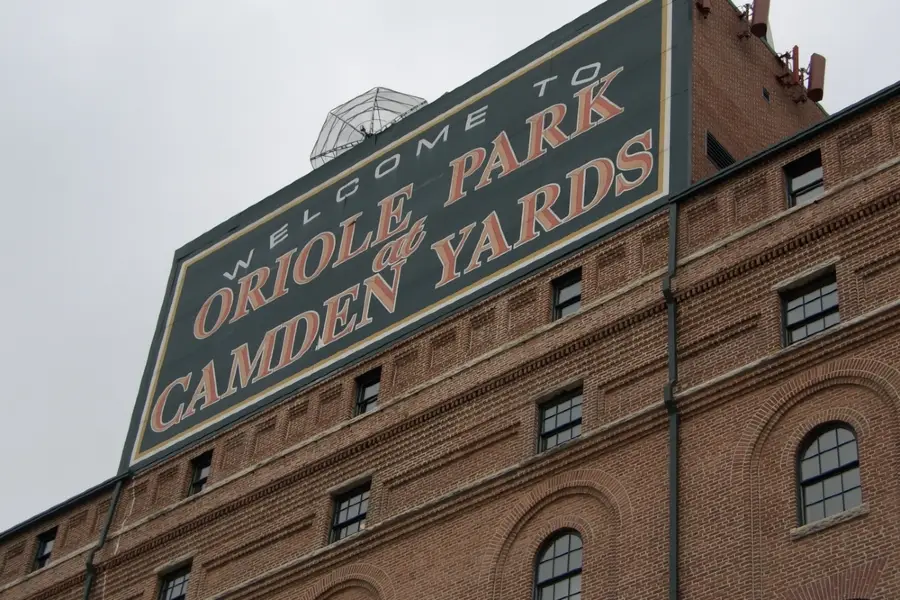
left=121, top=0, right=690, bottom=470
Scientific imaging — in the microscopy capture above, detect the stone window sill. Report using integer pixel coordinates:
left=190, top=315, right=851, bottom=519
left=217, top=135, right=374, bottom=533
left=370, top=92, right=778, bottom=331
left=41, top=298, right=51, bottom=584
left=790, top=503, right=869, bottom=540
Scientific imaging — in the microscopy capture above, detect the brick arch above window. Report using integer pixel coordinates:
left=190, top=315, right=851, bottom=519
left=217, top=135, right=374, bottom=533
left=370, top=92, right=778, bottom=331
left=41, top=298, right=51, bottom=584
left=772, top=556, right=886, bottom=600
left=295, top=563, right=394, bottom=600
left=729, top=358, right=900, bottom=599
left=480, top=469, right=632, bottom=600
left=729, top=357, right=900, bottom=489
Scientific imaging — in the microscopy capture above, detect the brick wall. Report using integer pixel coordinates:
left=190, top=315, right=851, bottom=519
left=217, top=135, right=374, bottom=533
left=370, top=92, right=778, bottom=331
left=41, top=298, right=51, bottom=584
left=3, top=23, right=900, bottom=600
left=691, top=0, right=825, bottom=183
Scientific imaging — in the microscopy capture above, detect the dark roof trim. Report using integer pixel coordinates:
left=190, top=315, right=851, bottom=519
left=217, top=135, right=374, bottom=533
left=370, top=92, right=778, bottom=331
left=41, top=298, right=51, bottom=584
left=0, top=473, right=130, bottom=543
left=3, top=78, right=898, bottom=548
left=670, top=79, right=900, bottom=205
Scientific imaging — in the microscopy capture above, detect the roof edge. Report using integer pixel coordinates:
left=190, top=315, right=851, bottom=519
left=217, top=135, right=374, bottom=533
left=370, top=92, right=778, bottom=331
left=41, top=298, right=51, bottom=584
left=671, top=79, right=900, bottom=203
left=0, top=473, right=130, bottom=543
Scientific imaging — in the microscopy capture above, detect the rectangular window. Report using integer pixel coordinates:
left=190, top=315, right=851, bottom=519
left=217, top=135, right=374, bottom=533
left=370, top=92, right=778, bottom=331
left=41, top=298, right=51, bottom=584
left=785, top=150, right=824, bottom=207
left=782, top=271, right=840, bottom=345
left=158, top=566, right=191, bottom=600
left=706, top=131, right=735, bottom=170
left=331, top=482, right=371, bottom=542
left=32, top=528, right=56, bottom=571
left=188, top=451, right=212, bottom=496
left=552, top=269, right=582, bottom=320
left=539, top=388, right=583, bottom=452
left=355, top=368, right=381, bottom=416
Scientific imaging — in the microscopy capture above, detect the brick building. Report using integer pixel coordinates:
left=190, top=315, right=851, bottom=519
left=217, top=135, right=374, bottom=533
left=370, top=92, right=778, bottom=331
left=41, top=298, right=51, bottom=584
left=3, top=1, right=900, bottom=600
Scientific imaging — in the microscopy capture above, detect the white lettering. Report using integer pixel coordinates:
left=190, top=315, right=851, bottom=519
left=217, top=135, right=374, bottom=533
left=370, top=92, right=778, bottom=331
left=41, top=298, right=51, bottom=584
left=532, top=76, right=558, bottom=97
left=465, top=105, right=489, bottom=131
left=269, top=224, right=288, bottom=249
left=336, top=178, right=359, bottom=203
left=375, top=154, right=400, bottom=179
left=223, top=249, right=254, bottom=281
left=303, top=209, right=320, bottom=225
left=571, top=62, right=602, bottom=86
left=416, top=125, right=450, bottom=156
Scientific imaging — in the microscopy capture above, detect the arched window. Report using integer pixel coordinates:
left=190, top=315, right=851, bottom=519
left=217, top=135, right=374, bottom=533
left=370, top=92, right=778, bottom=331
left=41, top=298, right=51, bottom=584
left=798, top=423, right=861, bottom=524
left=534, top=530, right=582, bottom=600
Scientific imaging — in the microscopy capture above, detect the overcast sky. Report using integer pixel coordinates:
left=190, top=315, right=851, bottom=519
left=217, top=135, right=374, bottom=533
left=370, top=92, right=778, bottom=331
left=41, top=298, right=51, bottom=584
left=0, top=0, right=896, bottom=533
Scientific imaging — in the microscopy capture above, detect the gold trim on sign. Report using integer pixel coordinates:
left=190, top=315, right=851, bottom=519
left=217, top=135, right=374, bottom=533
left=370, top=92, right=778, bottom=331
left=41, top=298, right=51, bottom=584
left=132, top=0, right=669, bottom=464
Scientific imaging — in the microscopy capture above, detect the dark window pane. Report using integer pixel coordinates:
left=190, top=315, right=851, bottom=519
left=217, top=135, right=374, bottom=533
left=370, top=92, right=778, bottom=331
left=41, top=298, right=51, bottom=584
left=791, top=166, right=823, bottom=190
left=820, top=449, right=839, bottom=472
left=553, top=271, right=582, bottom=320
left=783, top=273, right=839, bottom=346
left=786, top=306, right=804, bottom=325
left=159, top=568, right=191, bottom=600
left=844, top=487, right=862, bottom=509
left=558, top=281, right=581, bottom=304
left=823, top=474, right=842, bottom=498
left=837, top=428, right=854, bottom=444
left=331, top=483, right=371, bottom=543
left=793, top=185, right=824, bottom=206
left=534, top=532, right=582, bottom=600
left=553, top=556, right=568, bottom=577
left=798, top=424, right=862, bottom=525
left=839, top=442, right=858, bottom=466
left=554, top=536, right=570, bottom=555
left=806, top=501, right=825, bottom=523
left=539, top=391, right=583, bottom=451
left=569, top=549, right=582, bottom=570
left=800, top=457, right=819, bottom=479
left=824, top=495, right=844, bottom=517
left=805, top=296, right=823, bottom=315
left=803, top=439, right=819, bottom=459
left=842, top=467, right=860, bottom=490
left=804, top=481, right=823, bottom=504
left=807, top=319, right=824, bottom=335
left=559, top=302, right=581, bottom=318
left=818, top=429, right=838, bottom=451
left=362, top=381, right=379, bottom=399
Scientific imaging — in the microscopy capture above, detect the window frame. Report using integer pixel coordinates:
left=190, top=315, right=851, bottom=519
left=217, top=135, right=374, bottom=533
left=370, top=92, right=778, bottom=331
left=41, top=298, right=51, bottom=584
left=532, top=529, right=583, bottom=600
left=784, top=149, right=824, bottom=208
left=552, top=269, right=582, bottom=321
left=537, top=388, right=584, bottom=453
left=188, top=451, right=213, bottom=497
left=158, top=565, right=192, bottom=600
left=330, top=481, right=371, bottom=543
left=31, top=527, right=57, bottom=572
left=780, top=270, right=840, bottom=347
left=796, top=422, right=862, bottom=525
left=354, top=368, right=382, bottom=416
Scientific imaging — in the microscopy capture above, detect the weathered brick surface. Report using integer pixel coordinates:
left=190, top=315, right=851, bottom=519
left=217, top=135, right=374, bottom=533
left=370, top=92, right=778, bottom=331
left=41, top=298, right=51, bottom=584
left=691, top=0, right=825, bottom=183
left=2, top=5, right=899, bottom=600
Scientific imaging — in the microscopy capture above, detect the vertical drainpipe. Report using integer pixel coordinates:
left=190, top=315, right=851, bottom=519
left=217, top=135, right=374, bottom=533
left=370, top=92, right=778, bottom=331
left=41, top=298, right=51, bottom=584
left=663, top=202, right=680, bottom=600
left=82, top=478, right=125, bottom=600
